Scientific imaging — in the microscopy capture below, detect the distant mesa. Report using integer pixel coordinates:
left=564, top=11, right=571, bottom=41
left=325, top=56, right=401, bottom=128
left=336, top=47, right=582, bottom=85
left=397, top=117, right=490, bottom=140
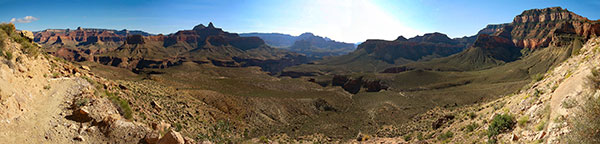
left=34, top=22, right=308, bottom=74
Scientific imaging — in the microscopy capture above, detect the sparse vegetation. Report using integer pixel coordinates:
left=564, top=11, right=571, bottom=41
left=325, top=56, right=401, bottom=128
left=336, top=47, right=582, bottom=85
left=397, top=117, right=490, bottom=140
left=468, top=111, right=477, bottom=119
left=437, top=131, right=453, bottom=141
left=551, top=83, right=559, bottom=92
left=196, top=120, right=241, bottom=144
left=487, top=113, right=515, bottom=142
left=403, top=133, right=412, bottom=141
left=568, top=69, right=600, bottom=143
left=75, top=98, right=89, bottom=107
left=561, top=98, right=578, bottom=109
left=174, top=123, right=183, bottom=132
left=464, top=122, right=479, bottom=132
left=106, top=91, right=133, bottom=120
left=416, top=132, right=424, bottom=140
left=531, top=73, right=544, bottom=82
left=589, top=67, right=600, bottom=89
left=565, top=70, right=574, bottom=79
left=492, top=101, right=506, bottom=111
left=4, top=51, right=12, bottom=60
left=568, top=95, right=600, bottom=143
left=0, top=23, right=39, bottom=57
left=535, top=120, right=546, bottom=131
left=517, top=115, right=529, bottom=127
left=43, top=85, right=51, bottom=90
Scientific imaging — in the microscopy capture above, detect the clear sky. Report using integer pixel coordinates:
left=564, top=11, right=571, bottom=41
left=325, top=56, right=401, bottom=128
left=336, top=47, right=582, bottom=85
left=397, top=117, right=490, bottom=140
left=1, top=0, right=599, bottom=43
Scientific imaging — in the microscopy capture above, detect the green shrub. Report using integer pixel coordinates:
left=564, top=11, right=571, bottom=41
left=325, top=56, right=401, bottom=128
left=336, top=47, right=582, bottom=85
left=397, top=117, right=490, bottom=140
left=464, top=122, right=479, bottom=132
left=174, top=123, right=183, bottom=132
left=416, top=132, right=424, bottom=140
left=75, top=98, right=89, bottom=107
left=468, top=112, right=477, bottom=119
left=4, top=51, right=12, bottom=60
left=437, top=131, right=453, bottom=141
left=106, top=91, right=133, bottom=120
left=517, top=115, right=529, bottom=127
left=0, top=23, right=15, bottom=36
left=536, top=120, right=546, bottom=131
left=487, top=114, right=515, bottom=139
left=0, top=23, right=39, bottom=57
left=403, top=133, right=412, bottom=141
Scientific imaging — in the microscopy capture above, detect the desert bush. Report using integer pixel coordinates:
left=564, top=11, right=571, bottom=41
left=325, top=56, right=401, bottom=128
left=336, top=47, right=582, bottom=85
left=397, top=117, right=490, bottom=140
left=416, top=132, right=424, bottom=140
left=403, top=133, right=412, bottom=141
left=0, top=23, right=39, bottom=57
left=567, top=87, right=600, bottom=143
left=174, top=123, right=183, bottom=132
left=437, top=131, right=453, bottom=141
left=468, top=111, right=477, bottom=119
left=464, top=122, right=479, bottom=132
left=75, top=98, right=89, bottom=107
left=487, top=114, right=515, bottom=140
left=517, top=115, right=529, bottom=127
left=0, top=23, right=15, bottom=36
left=106, top=91, right=133, bottom=120
left=5, top=51, right=12, bottom=60
left=536, top=120, right=546, bottom=131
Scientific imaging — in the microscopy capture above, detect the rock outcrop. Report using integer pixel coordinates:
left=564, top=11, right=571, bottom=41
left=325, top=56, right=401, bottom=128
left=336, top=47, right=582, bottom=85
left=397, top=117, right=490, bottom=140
left=509, top=7, right=599, bottom=49
left=34, top=23, right=309, bottom=74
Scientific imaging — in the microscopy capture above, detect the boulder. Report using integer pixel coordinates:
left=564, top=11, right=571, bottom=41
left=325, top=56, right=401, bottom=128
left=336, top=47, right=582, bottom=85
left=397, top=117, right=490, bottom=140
left=80, top=65, right=91, bottom=71
left=20, top=30, right=34, bottom=40
left=144, top=130, right=161, bottom=144
left=157, top=130, right=185, bottom=144
left=67, top=108, right=93, bottom=122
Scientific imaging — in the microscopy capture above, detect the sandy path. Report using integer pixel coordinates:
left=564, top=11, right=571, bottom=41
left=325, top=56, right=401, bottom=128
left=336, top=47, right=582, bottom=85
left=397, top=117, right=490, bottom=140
left=0, top=78, right=82, bottom=143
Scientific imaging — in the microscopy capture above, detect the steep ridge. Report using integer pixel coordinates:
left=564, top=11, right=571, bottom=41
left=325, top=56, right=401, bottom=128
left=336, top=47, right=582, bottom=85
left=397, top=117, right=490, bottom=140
left=242, top=32, right=355, bottom=58
left=282, top=32, right=478, bottom=75
left=511, top=7, right=599, bottom=50
left=35, top=23, right=309, bottom=74
left=383, top=7, right=598, bottom=73
left=362, top=36, right=600, bottom=143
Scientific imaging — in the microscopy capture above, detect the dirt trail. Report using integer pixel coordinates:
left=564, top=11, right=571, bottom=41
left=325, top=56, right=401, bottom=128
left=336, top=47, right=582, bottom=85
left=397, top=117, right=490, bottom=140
left=0, top=78, right=84, bottom=143
left=549, top=66, right=587, bottom=120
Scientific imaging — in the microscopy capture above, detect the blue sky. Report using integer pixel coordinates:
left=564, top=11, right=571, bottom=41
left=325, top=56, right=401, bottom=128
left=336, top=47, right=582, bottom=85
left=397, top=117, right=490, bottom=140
left=1, top=0, right=599, bottom=43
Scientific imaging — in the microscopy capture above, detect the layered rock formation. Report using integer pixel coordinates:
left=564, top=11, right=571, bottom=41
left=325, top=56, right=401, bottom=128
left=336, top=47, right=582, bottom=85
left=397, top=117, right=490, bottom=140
left=357, top=32, right=472, bottom=63
left=379, top=7, right=598, bottom=73
left=34, top=27, right=151, bottom=45
left=34, top=23, right=309, bottom=74
left=509, top=7, right=599, bottom=49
